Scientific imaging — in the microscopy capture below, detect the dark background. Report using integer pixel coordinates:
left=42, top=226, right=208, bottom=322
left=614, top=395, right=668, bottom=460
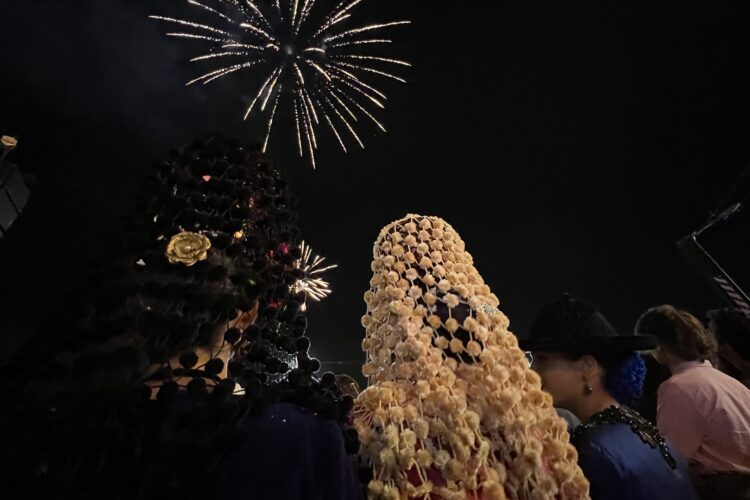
left=1, top=1, right=748, bottom=376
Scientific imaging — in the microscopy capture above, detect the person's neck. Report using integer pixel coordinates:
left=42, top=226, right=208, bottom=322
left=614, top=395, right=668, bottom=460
left=666, top=356, right=693, bottom=374
left=570, top=392, right=620, bottom=424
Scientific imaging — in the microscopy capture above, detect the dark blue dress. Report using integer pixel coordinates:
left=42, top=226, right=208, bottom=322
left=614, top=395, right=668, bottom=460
left=572, top=406, right=698, bottom=500
left=222, top=402, right=363, bottom=500
left=139, top=401, right=363, bottom=500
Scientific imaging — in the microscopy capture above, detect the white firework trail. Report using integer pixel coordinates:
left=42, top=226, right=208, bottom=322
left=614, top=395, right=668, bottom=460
left=151, top=0, right=409, bottom=167
left=262, top=85, right=282, bottom=152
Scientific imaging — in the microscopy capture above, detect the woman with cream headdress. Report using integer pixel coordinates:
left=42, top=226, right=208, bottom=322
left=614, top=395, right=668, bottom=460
left=354, top=214, right=590, bottom=500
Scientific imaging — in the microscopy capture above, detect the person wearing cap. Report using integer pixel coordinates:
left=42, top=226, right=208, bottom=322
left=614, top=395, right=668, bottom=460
left=636, top=305, right=750, bottom=500
left=520, top=295, right=697, bottom=500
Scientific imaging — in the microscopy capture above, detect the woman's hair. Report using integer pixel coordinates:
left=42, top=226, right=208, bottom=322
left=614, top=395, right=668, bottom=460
left=707, top=307, right=750, bottom=359
left=635, top=305, right=717, bottom=362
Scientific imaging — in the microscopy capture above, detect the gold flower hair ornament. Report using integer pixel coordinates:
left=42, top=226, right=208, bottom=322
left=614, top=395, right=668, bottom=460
left=165, top=231, right=211, bottom=266
left=354, top=214, right=589, bottom=500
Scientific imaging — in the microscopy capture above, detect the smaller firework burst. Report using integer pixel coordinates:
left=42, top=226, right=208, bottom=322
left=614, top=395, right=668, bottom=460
left=291, top=241, right=337, bottom=308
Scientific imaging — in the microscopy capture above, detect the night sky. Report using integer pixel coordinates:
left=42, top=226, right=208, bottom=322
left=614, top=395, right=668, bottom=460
left=1, top=1, right=749, bottom=377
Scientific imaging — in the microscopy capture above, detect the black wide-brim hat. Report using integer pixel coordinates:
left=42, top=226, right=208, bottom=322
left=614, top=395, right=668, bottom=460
left=518, top=294, right=659, bottom=353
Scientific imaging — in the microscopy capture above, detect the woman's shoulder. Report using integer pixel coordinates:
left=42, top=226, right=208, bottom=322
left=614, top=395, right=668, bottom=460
left=574, top=419, right=643, bottom=465
left=239, top=401, right=347, bottom=443
left=572, top=407, right=698, bottom=499
left=572, top=406, right=677, bottom=470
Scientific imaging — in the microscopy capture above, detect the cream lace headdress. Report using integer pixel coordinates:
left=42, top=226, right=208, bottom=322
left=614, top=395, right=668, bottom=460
left=354, top=214, right=590, bottom=500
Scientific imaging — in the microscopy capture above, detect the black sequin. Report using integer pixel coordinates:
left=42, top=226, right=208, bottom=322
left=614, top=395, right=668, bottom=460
left=571, top=405, right=677, bottom=469
left=0, top=135, right=359, bottom=499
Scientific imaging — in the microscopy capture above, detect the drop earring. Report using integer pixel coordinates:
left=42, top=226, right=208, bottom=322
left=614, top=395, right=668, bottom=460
left=583, top=380, right=593, bottom=396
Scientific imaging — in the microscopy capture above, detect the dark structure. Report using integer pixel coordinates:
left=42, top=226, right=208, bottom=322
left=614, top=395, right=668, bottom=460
left=0, top=135, right=30, bottom=237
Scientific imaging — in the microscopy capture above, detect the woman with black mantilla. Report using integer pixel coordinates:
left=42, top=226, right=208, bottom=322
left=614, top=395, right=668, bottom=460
left=0, top=136, right=362, bottom=500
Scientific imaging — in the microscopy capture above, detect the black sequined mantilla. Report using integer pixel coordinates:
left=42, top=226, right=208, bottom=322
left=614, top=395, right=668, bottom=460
left=0, top=136, right=359, bottom=500
left=571, top=405, right=677, bottom=469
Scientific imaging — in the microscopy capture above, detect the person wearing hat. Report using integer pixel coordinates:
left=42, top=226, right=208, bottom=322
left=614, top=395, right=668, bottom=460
left=520, top=295, right=697, bottom=500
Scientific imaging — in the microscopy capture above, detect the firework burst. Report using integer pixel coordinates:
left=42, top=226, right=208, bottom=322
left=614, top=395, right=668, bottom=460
left=151, top=0, right=410, bottom=168
left=290, top=241, right=337, bottom=309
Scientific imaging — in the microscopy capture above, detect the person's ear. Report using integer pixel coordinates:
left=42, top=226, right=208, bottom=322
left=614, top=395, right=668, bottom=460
left=578, top=355, right=599, bottom=395
left=578, top=355, right=597, bottom=376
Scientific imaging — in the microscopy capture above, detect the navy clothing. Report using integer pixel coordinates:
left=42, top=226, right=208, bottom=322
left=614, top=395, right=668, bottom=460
left=140, top=401, right=363, bottom=500
left=225, top=402, right=362, bottom=500
left=575, top=420, right=698, bottom=500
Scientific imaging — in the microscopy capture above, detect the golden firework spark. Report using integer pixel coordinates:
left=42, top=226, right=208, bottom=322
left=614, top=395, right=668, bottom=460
left=290, top=241, right=337, bottom=307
